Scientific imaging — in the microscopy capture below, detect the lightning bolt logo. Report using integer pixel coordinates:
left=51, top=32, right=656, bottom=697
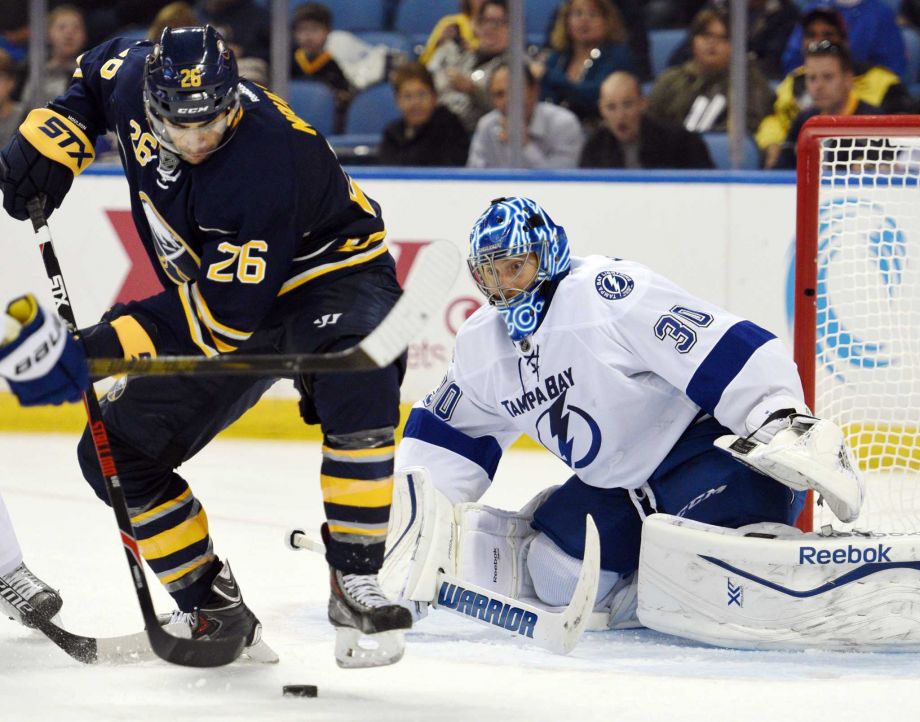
left=536, top=391, right=602, bottom=469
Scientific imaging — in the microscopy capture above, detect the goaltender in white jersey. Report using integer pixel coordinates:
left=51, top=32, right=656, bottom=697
left=382, top=197, right=900, bottom=653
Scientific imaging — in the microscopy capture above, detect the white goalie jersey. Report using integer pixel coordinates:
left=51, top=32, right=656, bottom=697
left=397, top=255, right=806, bottom=502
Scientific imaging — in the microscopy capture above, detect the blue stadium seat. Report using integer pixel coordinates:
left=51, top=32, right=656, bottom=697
left=290, top=0, right=386, bottom=31
left=394, top=0, right=456, bottom=39
left=287, top=80, right=337, bottom=136
left=355, top=30, right=412, bottom=56
left=702, top=133, right=761, bottom=170
left=649, top=28, right=686, bottom=78
left=902, top=26, right=920, bottom=84
left=345, top=82, right=401, bottom=134
left=525, top=0, right=560, bottom=42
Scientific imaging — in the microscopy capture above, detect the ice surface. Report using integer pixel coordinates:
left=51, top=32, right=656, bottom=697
left=2, top=433, right=919, bottom=722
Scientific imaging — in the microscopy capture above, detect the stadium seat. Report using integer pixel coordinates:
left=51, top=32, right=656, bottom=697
left=287, top=80, right=337, bottom=137
left=649, top=28, right=686, bottom=78
left=702, top=133, right=761, bottom=170
left=902, top=26, right=920, bottom=84
left=290, top=0, right=385, bottom=31
left=394, top=0, right=456, bottom=40
left=525, top=0, right=559, bottom=42
left=345, top=82, right=401, bottom=134
left=355, top=31, right=412, bottom=56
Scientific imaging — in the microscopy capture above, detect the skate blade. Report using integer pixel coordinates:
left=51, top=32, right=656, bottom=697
left=334, top=627, right=405, bottom=669
left=240, top=638, right=279, bottom=664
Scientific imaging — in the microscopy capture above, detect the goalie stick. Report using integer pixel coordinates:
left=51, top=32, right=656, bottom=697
left=286, top=516, right=601, bottom=655
left=84, top=240, right=461, bottom=377
left=26, top=199, right=243, bottom=668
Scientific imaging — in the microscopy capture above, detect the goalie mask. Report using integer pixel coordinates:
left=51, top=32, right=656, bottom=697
left=143, top=25, right=241, bottom=162
left=468, top=197, right=570, bottom=341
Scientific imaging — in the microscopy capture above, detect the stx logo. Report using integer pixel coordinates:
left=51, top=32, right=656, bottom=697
left=40, top=117, right=92, bottom=168
left=799, top=544, right=892, bottom=565
left=49, top=275, right=70, bottom=312
left=727, top=579, right=743, bottom=607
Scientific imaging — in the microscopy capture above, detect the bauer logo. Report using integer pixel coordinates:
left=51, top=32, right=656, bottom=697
left=437, top=582, right=538, bottom=638
left=594, top=271, right=634, bottom=300
left=799, top=544, right=892, bottom=565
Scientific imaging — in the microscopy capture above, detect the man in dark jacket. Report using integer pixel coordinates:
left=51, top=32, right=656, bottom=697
left=580, top=71, right=713, bottom=169
left=774, top=40, right=880, bottom=170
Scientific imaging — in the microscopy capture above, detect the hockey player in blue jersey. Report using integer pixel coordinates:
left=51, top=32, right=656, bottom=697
left=0, top=26, right=411, bottom=666
left=382, top=197, right=864, bottom=638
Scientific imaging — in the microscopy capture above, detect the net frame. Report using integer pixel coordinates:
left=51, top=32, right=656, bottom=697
left=794, top=114, right=920, bottom=531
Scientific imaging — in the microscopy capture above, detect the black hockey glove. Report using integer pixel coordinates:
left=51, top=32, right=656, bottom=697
left=0, top=105, right=95, bottom=221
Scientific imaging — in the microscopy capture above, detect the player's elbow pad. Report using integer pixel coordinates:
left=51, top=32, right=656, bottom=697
left=0, top=105, right=96, bottom=221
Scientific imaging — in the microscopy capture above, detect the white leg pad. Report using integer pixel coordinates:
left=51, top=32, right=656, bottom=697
left=638, top=513, right=920, bottom=650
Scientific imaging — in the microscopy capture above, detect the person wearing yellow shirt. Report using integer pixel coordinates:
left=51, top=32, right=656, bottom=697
left=757, top=7, right=909, bottom=169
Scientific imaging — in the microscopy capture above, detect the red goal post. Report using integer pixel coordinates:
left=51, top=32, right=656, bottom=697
left=794, top=115, right=920, bottom=532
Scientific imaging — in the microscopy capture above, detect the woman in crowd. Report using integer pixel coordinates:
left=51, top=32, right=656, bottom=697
left=536, top=0, right=639, bottom=123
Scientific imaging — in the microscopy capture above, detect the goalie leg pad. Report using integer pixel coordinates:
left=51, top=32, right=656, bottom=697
left=638, top=513, right=920, bottom=651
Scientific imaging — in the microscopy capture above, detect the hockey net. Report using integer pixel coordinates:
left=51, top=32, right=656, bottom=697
left=794, top=116, right=920, bottom=532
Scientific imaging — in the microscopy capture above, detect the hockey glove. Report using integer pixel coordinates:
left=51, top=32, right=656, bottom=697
left=0, top=294, right=90, bottom=406
left=0, top=106, right=95, bottom=221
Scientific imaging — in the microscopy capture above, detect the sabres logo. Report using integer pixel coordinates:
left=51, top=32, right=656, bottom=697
left=594, top=271, right=633, bottom=301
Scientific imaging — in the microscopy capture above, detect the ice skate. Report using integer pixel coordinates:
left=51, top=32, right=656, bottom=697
left=329, top=567, right=413, bottom=668
left=159, top=561, right=278, bottom=663
left=0, top=562, right=63, bottom=628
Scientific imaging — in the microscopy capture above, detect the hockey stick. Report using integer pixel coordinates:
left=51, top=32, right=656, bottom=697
left=0, top=574, right=169, bottom=664
left=287, top=516, right=601, bottom=655
left=26, top=199, right=243, bottom=668
left=83, top=239, right=461, bottom=377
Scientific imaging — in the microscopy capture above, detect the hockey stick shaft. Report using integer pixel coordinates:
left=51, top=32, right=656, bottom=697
left=85, top=239, right=461, bottom=378
left=26, top=199, right=243, bottom=667
left=287, top=516, right=601, bottom=655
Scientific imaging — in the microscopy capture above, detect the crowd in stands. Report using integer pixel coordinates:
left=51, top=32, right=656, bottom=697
left=1, top=0, right=920, bottom=170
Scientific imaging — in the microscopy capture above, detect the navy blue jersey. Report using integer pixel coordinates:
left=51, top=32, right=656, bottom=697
left=61, top=38, right=390, bottom=356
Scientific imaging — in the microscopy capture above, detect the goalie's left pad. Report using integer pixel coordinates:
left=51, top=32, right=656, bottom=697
left=379, top=467, right=555, bottom=609
left=637, top=513, right=920, bottom=651
left=714, top=413, right=864, bottom=523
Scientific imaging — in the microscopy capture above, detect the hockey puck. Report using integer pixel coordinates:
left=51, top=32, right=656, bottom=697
left=282, top=685, right=318, bottom=698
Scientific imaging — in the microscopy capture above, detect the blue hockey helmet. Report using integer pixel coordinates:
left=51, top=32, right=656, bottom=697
left=468, top=197, right=570, bottom=341
left=143, top=26, right=240, bottom=157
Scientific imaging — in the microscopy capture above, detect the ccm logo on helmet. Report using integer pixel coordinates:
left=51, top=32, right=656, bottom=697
left=177, top=106, right=212, bottom=115
left=799, top=544, right=892, bottom=564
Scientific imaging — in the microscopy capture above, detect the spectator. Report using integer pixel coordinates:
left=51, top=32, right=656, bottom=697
left=468, top=63, right=584, bottom=168
left=580, top=71, right=714, bottom=169
left=0, top=1, right=29, bottom=63
left=774, top=40, right=880, bottom=169
left=780, top=1, right=906, bottom=79
left=18, top=5, right=87, bottom=117
left=646, top=8, right=774, bottom=134
left=0, top=50, right=20, bottom=145
left=419, top=0, right=483, bottom=65
left=237, top=56, right=269, bottom=86
left=379, top=62, right=470, bottom=167
left=536, top=0, right=639, bottom=122
left=197, top=0, right=270, bottom=61
left=148, top=2, right=200, bottom=40
left=428, top=0, right=509, bottom=133
left=291, top=2, right=351, bottom=130
left=757, top=7, right=911, bottom=168
left=665, top=1, right=800, bottom=81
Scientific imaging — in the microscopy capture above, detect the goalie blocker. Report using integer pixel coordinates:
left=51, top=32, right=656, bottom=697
left=638, top=513, right=920, bottom=651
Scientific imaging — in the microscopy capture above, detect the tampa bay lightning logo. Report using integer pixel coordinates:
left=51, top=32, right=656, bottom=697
left=535, top=390, right=601, bottom=469
left=786, top=197, right=908, bottom=381
left=816, top=198, right=905, bottom=379
left=594, top=271, right=633, bottom=300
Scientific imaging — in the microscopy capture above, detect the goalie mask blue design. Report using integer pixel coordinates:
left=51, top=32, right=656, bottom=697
left=468, top=197, right=570, bottom=341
